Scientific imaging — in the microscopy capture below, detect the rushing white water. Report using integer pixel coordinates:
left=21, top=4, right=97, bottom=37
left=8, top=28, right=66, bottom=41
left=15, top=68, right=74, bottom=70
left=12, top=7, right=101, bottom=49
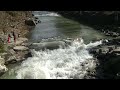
left=34, top=12, right=60, bottom=17
left=16, top=38, right=102, bottom=79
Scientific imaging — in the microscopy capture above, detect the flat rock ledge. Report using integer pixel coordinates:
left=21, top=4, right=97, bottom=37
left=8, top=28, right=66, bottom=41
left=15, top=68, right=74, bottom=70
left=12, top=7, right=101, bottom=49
left=13, top=46, right=29, bottom=51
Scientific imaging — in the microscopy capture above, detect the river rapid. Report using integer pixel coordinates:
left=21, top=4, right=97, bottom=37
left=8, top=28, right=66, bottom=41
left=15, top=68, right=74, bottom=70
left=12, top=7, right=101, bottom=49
left=0, top=11, right=112, bottom=79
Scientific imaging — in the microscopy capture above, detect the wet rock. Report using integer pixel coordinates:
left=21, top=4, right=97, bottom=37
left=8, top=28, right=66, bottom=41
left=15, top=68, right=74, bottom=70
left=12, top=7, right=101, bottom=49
left=113, top=47, right=120, bottom=53
left=63, top=39, right=72, bottom=46
left=5, top=49, right=31, bottom=64
left=105, top=33, right=111, bottom=36
left=21, top=43, right=30, bottom=47
left=24, top=51, right=32, bottom=58
left=38, top=20, right=41, bottom=23
left=6, top=51, right=31, bottom=65
left=34, top=17, right=39, bottom=20
left=112, top=32, right=119, bottom=37
left=110, top=40, right=120, bottom=46
left=25, top=19, right=36, bottom=26
left=34, top=19, right=41, bottom=24
left=5, top=56, right=16, bottom=64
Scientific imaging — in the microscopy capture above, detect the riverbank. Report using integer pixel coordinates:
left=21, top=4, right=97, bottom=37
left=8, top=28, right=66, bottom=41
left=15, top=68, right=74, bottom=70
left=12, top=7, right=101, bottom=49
left=88, top=38, right=120, bottom=79
left=57, top=11, right=120, bottom=79
left=0, top=11, right=33, bottom=75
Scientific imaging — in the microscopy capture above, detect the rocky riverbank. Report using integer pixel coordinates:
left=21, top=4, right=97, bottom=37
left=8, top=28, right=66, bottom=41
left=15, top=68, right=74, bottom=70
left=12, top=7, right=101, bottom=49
left=81, top=25, right=120, bottom=79
left=88, top=38, right=120, bottom=79
left=0, top=11, right=34, bottom=75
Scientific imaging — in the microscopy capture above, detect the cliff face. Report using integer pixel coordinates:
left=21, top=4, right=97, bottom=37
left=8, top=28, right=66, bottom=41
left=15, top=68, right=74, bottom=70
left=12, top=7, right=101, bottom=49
left=0, top=11, right=32, bottom=37
left=56, top=11, right=120, bottom=25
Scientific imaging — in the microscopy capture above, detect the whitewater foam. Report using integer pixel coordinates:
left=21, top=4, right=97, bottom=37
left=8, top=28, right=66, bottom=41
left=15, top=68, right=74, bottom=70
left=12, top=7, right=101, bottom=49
left=34, top=13, right=60, bottom=17
left=16, top=38, right=102, bottom=79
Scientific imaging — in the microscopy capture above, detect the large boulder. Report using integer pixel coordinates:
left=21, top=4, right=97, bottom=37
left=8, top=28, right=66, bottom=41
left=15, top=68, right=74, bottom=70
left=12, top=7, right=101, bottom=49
left=25, top=19, right=36, bottom=26
left=5, top=50, right=31, bottom=64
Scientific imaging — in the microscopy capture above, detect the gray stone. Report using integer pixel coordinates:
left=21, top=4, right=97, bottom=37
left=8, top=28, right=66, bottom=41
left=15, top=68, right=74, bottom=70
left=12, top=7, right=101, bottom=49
left=112, top=32, right=119, bottom=37
left=63, top=39, right=72, bottom=45
left=9, top=49, right=16, bottom=55
left=16, top=57, right=25, bottom=62
left=113, top=47, right=120, bottom=53
left=25, top=19, right=36, bottom=26
left=6, top=56, right=16, bottom=64
left=17, top=38, right=28, bottom=42
left=34, top=17, right=39, bottom=20
left=15, top=40, right=24, bottom=45
left=21, top=43, right=30, bottom=46
left=13, top=46, right=29, bottom=51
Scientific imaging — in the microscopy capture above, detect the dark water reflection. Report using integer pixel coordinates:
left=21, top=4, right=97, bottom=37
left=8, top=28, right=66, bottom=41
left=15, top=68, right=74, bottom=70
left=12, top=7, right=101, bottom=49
left=28, top=12, right=112, bottom=44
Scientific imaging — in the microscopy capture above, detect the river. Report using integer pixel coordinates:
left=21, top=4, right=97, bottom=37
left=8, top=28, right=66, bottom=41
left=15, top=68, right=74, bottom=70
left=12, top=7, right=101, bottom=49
left=0, top=11, right=112, bottom=79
